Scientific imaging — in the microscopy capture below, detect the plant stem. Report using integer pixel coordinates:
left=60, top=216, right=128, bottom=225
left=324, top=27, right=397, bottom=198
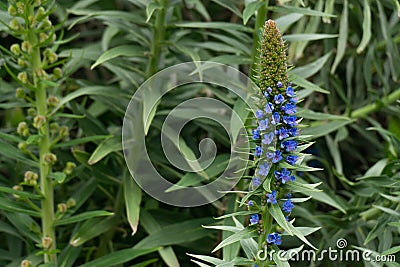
left=28, top=8, right=57, bottom=263
left=250, top=1, right=268, bottom=79
left=351, top=88, right=400, bottom=118
left=146, top=0, right=167, bottom=78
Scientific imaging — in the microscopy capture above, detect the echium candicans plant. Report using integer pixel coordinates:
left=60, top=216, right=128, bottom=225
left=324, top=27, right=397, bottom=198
left=191, top=20, right=321, bottom=267
left=0, top=0, right=83, bottom=265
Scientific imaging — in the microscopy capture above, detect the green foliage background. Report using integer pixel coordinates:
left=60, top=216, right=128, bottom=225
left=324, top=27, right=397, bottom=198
left=0, top=0, right=399, bottom=266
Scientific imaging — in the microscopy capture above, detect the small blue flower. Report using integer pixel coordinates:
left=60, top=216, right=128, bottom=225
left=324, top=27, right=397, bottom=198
left=277, top=81, right=283, bottom=88
left=262, top=132, right=274, bottom=145
left=252, top=177, right=261, bottom=187
left=276, top=128, right=289, bottom=140
left=248, top=200, right=254, bottom=206
left=283, top=199, right=294, bottom=213
left=286, top=86, right=295, bottom=97
left=266, top=190, right=277, bottom=204
left=286, top=155, right=298, bottom=165
left=252, top=129, right=261, bottom=140
left=267, top=150, right=282, bottom=163
left=258, top=119, right=268, bottom=131
left=283, top=116, right=297, bottom=127
left=258, top=163, right=269, bottom=176
left=281, top=140, right=297, bottom=152
left=282, top=103, right=297, bottom=115
left=271, top=112, right=280, bottom=125
left=274, top=94, right=285, bottom=104
left=265, top=102, right=274, bottom=113
left=274, top=168, right=295, bottom=184
left=255, top=110, right=264, bottom=119
left=288, top=127, right=298, bottom=137
left=267, top=232, right=282, bottom=245
left=264, top=92, right=269, bottom=98
left=290, top=97, right=298, bottom=103
left=254, top=146, right=263, bottom=157
left=250, top=214, right=259, bottom=225
left=286, top=193, right=292, bottom=198
left=267, top=87, right=272, bottom=93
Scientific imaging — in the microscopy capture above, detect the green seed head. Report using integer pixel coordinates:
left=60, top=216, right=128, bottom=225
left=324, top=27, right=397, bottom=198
left=53, top=67, right=63, bottom=79
left=33, top=115, right=46, bottom=129
left=259, top=19, right=288, bottom=94
left=20, top=259, right=32, bottom=267
left=67, top=198, right=76, bottom=208
left=8, top=5, right=17, bottom=16
left=17, top=121, right=29, bottom=136
left=9, top=18, right=20, bottom=31
left=43, top=153, right=57, bottom=165
left=21, top=41, right=32, bottom=53
left=15, top=87, right=25, bottom=99
left=24, top=171, right=38, bottom=186
left=17, top=72, right=28, bottom=84
left=41, top=237, right=53, bottom=249
left=57, top=203, right=68, bottom=213
left=16, top=2, right=25, bottom=14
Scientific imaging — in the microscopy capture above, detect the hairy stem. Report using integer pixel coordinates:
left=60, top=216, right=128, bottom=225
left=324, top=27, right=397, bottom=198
left=146, top=0, right=167, bottom=78
left=28, top=7, right=56, bottom=264
left=351, top=88, right=400, bottom=118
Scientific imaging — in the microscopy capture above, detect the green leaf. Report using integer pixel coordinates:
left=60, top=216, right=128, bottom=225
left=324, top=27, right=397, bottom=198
left=372, top=205, right=400, bottom=217
left=357, top=0, right=372, bottom=53
left=382, top=245, right=400, bottom=256
left=211, top=0, right=242, bottom=17
left=124, top=173, right=142, bottom=235
left=0, top=196, right=40, bottom=217
left=146, top=1, right=161, bottom=22
left=134, top=218, right=213, bottom=249
left=285, top=181, right=322, bottom=193
left=284, top=34, right=338, bottom=42
left=212, top=227, right=257, bottom=253
left=175, top=22, right=252, bottom=32
left=91, top=45, right=145, bottom=69
left=270, top=204, right=293, bottom=235
left=70, top=216, right=118, bottom=247
left=268, top=5, right=336, bottom=17
left=290, top=52, right=331, bottom=79
left=302, top=120, right=354, bottom=139
left=0, top=141, right=38, bottom=167
left=0, top=186, right=42, bottom=200
left=88, top=136, right=122, bottom=165
left=53, top=135, right=112, bottom=148
left=48, top=172, right=67, bottom=184
left=78, top=248, right=158, bottom=267
left=243, top=1, right=265, bottom=25
left=53, top=211, right=114, bottom=226
left=299, top=109, right=349, bottom=121
left=331, top=0, right=348, bottom=73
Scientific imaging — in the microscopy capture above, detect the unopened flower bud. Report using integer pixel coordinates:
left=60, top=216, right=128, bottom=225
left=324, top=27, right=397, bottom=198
left=43, top=153, right=57, bottom=165
left=63, top=162, right=76, bottom=175
left=10, top=43, right=20, bottom=55
left=59, top=126, right=69, bottom=138
left=34, top=68, right=47, bottom=78
left=33, top=0, right=41, bottom=7
left=39, top=32, right=48, bottom=43
left=21, top=41, right=32, bottom=53
left=47, top=96, right=59, bottom=107
left=41, top=18, right=52, bottom=29
left=20, top=259, right=32, bottom=267
left=33, top=115, right=46, bottom=129
left=53, top=67, right=62, bottom=79
left=66, top=198, right=76, bottom=208
left=44, top=49, right=57, bottom=64
left=17, top=121, right=29, bottom=136
left=50, top=122, right=59, bottom=135
left=9, top=18, right=20, bottom=30
left=24, top=171, right=38, bottom=186
left=16, top=2, right=25, bottom=14
left=27, top=108, right=36, bottom=117
left=12, top=185, right=23, bottom=199
left=57, top=203, right=67, bottom=213
left=28, top=16, right=36, bottom=28
left=15, top=87, right=25, bottom=99
left=8, top=5, right=17, bottom=16
left=17, top=72, right=28, bottom=84
left=41, top=237, right=53, bottom=249
left=17, top=58, right=27, bottom=67
left=36, top=7, right=46, bottom=20
left=18, top=142, right=28, bottom=152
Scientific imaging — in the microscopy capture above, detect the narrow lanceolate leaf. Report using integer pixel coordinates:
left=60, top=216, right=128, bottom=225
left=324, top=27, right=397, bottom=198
left=124, top=173, right=142, bottom=235
left=331, top=0, right=348, bottom=73
left=88, top=136, right=122, bottom=165
left=357, top=0, right=371, bottom=53
left=53, top=211, right=114, bottom=226
left=78, top=248, right=158, bottom=267
left=212, top=228, right=257, bottom=253
left=91, top=45, right=146, bottom=69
